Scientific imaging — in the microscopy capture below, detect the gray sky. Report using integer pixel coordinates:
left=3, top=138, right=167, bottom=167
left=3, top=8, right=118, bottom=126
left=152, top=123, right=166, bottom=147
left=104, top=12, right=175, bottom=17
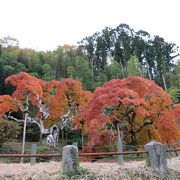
left=0, top=0, right=180, bottom=51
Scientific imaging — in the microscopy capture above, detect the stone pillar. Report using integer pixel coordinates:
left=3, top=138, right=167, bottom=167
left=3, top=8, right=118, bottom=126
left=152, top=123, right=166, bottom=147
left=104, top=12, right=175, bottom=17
left=145, top=140, right=167, bottom=172
left=30, top=144, right=37, bottom=165
left=62, top=145, right=79, bottom=175
left=117, top=140, right=123, bottom=165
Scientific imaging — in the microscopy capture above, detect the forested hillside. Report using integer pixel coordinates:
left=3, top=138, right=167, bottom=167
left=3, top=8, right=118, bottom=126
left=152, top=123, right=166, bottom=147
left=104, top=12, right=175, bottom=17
left=0, top=23, right=180, bottom=103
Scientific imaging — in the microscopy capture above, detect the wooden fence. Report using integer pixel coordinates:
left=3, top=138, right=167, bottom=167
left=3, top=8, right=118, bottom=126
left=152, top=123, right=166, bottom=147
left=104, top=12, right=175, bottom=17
left=0, top=148, right=179, bottom=158
left=0, top=142, right=179, bottom=174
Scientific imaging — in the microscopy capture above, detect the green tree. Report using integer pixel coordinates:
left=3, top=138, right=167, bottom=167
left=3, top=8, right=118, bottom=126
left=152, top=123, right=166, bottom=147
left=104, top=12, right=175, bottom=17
left=42, top=63, right=55, bottom=81
left=74, top=56, right=92, bottom=90
left=127, top=55, right=142, bottom=77
left=0, top=36, right=19, bottom=48
left=67, top=66, right=76, bottom=79
left=79, top=23, right=180, bottom=89
left=168, top=88, right=180, bottom=104
left=151, top=36, right=178, bottom=89
left=169, top=61, right=180, bottom=88
left=132, top=30, right=152, bottom=79
left=108, top=60, right=123, bottom=79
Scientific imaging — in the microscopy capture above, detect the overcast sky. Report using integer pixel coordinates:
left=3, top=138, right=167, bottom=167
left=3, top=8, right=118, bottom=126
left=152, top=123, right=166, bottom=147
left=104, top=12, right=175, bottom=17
left=0, top=0, right=180, bottom=51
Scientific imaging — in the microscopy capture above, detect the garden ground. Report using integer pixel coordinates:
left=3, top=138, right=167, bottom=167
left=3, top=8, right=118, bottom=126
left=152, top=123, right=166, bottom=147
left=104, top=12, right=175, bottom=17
left=0, top=156, right=179, bottom=179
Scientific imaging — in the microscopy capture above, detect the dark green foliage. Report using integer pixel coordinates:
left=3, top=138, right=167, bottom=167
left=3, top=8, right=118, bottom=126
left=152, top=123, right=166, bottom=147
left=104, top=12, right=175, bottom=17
left=79, top=23, right=180, bottom=89
left=60, top=129, right=82, bottom=145
left=127, top=55, right=142, bottom=77
left=175, top=89, right=180, bottom=103
left=0, top=119, right=21, bottom=147
left=168, top=88, right=180, bottom=103
left=25, top=123, right=41, bottom=142
left=169, top=61, right=180, bottom=89
left=0, top=24, right=179, bottom=93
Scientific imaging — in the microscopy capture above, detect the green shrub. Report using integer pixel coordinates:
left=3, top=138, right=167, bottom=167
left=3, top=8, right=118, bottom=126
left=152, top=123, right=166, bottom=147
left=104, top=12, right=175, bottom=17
left=0, top=119, right=21, bottom=147
left=20, top=123, right=40, bottom=142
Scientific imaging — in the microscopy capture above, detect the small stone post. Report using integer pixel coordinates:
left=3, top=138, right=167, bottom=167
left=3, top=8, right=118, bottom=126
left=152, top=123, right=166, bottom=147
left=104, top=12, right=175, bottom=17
left=30, top=143, right=37, bottom=165
left=62, top=145, right=79, bottom=175
left=145, top=140, right=167, bottom=172
left=117, top=140, right=123, bottom=165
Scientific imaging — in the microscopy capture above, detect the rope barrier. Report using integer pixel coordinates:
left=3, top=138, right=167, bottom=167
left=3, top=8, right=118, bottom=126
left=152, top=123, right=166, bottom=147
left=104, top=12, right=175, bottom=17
left=0, top=153, right=61, bottom=158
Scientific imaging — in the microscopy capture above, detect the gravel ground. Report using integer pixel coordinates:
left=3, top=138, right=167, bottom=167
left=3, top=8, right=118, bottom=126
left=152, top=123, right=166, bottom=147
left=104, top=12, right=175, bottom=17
left=0, top=157, right=179, bottom=179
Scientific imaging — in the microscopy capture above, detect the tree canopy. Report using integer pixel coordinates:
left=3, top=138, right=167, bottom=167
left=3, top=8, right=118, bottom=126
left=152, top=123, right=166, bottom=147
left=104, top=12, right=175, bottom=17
left=0, top=23, right=180, bottom=150
left=0, top=24, right=180, bottom=94
left=74, top=76, right=179, bottom=150
left=0, top=72, right=92, bottom=133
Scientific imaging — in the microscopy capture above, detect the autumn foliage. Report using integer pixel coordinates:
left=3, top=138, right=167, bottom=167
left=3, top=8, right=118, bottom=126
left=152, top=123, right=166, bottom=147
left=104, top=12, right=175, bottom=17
left=0, top=95, right=18, bottom=118
left=0, top=73, right=43, bottom=118
left=0, top=72, right=179, bottom=150
left=74, top=76, right=179, bottom=151
left=0, top=72, right=92, bottom=130
left=173, top=103, right=180, bottom=129
left=44, top=78, right=92, bottom=127
left=0, top=72, right=46, bottom=121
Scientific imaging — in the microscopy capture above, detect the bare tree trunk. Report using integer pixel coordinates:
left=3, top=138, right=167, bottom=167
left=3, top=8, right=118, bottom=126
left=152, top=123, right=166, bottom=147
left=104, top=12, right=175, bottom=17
left=39, top=131, right=43, bottom=145
left=117, top=123, right=123, bottom=164
left=144, top=60, right=151, bottom=80
left=81, top=129, right=84, bottom=147
left=119, top=60, right=125, bottom=78
left=162, top=74, right=167, bottom=91
left=117, top=124, right=121, bottom=142
left=62, top=130, right=65, bottom=146
left=147, top=64, right=151, bottom=80
left=39, top=120, right=45, bottom=144
left=21, top=113, right=28, bottom=163
left=91, top=58, right=94, bottom=83
left=21, top=95, right=29, bottom=163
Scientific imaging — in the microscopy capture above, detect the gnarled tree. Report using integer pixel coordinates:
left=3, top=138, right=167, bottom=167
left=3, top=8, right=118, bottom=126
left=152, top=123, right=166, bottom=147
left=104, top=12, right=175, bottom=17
left=74, top=76, right=179, bottom=152
left=0, top=72, right=92, bottom=149
left=44, top=78, right=92, bottom=144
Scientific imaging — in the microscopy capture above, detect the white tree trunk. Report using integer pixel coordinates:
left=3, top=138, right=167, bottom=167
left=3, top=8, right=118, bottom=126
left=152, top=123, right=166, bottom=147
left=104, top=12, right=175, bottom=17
left=119, top=60, right=125, bottom=78
left=162, top=74, right=167, bottom=91
left=81, top=129, right=84, bottom=147
left=21, top=96, right=29, bottom=163
left=147, top=63, right=151, bottom=80
left=117, top=125, right=121, bottom=141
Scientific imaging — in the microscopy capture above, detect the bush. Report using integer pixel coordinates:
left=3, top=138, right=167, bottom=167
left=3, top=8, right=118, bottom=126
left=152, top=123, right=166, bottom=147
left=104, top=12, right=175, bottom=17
left=18, top=123, right=40, bottom=142
left=0, top=119, right=21, bottom=147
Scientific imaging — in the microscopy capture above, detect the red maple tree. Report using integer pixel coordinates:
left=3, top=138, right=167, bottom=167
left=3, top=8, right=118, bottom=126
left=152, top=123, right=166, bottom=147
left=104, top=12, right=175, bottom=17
left=0, top=72, right=48, bottom=132
left=44, top=78, right=92, bottom=127
left=173, top=103, right=180, bottom=129
left=0, top=72, right=92, bottom=133
left=74, top=76, right=179, bottom=151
